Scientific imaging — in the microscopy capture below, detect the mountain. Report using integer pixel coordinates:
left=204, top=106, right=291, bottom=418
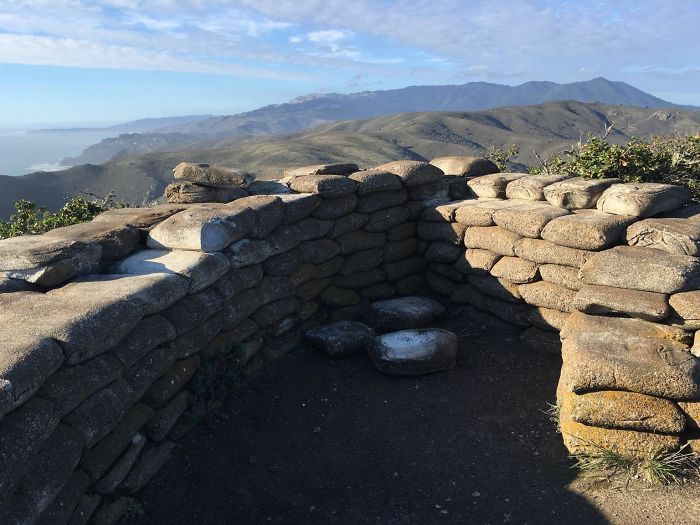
left=30, top=115, right=212, bottom=135
left=63, top=77, right=696, bottom=166
left=3, top=100, right=700, bottom=219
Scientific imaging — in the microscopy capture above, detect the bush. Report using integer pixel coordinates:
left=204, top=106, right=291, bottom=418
left=0, top=192, right=125, bottom=240
left=486, top=144, right=520, bottom=172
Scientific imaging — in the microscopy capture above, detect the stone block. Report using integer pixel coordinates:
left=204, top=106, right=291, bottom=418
left=296, top=217, right=334, bottom=241
left=540, top=209, right=636, bottom=250
left=514, top=238, right=591, bottom=268
left=360, top=283, right=396, bottom=301
left=417, top=221, right=467, bottom=244
left=467, top=172, right=527, bottom=198
left=312, top=194, right=358, bottom=220
left=333, top=268, right=386, bottom=289
left=658, top=203, right=700, bottom=221
left=421, top=199, right=476, bottom=222
left=626, top=217, right=700, bottom=256
left=228, top=195, right=285, bottom=238
left=165, top=181, right=247, bottom=203
left=518, top=281, right=575, bottom=312
left=68, top=494, right=101, bottom=525
left=464, top=226, right=522, bottom=256
left=370, top=328, right=457, bottom=375
left=147, top=205, right=255, bottom=252
left=366, top=206, right=410, bottom=232
left=493, top=202, right=569, bottom=238
left=252, top=297, right=299, bottom=326
left=92, top=204, right=186, bottom=229
left=90, top=497, right=134, bottom=525
left=0, top=273, right=36, bottom=293
left=170, top=312, right=224, bottom=358
left=597, top=182, right=691, bottom=217
left=538, top=264, right=581, bottom=291
left=277, top=193, right=321, bottom=223
left=288, top=174, right=357, bottom=197
left=245, top=180, right=291, bottom=195
left=173, top=162, right=254, bottom=188
left=574, top=284, right=670, bottom=321
left=430, top=156, right=498, bottom=177
left=348, top=169, right=402, bottom=195
left=505, top=173, right=574, bottom=201
left=560, top=312, right=696, bottom=399
left=320, top=286, right=362, bottom=307
left=123, top=344, right=178, bottom=400
left=305, top=320, right=375, bottom=358
left=361, top=296, right=445, bottom=333
left=669, top=291, right=700, bottom=324
left=482, top=297, right=531, bottom=327
left=543, top=178, right=621, bottom=209
left=454, top=198, right=522, bottom=226
left=328, top=212, right=369, bottom=238
left=291, top=257, right=342, bottom=286
left=580, top=245, right=700, bottom=294
left=396, top=275, right=424, bottom=295
left=490, top=256, right=539, bottom=284
left=44, top=222, right=141, bottom=260
left=283, top=163, right=359, bottom=178
left=112, top=249, right=229, bottom=294
left=357, top=189, right=408, bottom=213
left=374, top=160, right=443, bottom=187
left=299, top=239, right=341, bottom=264
left=210, top=319, right=258, bottom=355
left=467, top=274, right=521, bottom=302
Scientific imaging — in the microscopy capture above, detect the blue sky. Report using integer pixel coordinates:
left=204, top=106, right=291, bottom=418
left=0, top=0, right=698, bottom=125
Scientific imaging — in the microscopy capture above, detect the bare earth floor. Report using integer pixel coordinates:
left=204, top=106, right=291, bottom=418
left=133, top=308, right=700, bottom=525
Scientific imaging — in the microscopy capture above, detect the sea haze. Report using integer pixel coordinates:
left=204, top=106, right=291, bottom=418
left=0, top=127, right=119, bottom=176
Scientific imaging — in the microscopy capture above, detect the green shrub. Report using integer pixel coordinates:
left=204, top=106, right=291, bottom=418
left=0, top=192, right=125, bottom=240
left=486, top=144, right=520, bottom=172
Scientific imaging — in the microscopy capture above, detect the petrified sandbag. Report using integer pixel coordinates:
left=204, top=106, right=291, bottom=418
left=357, top=189, right=408, bottom=213
left=305, top=320, right=376, bottom=358
left=421, top=199, right=477, bottom=222
left=573, top=284, right=669, bottom=321
left=366, top=206, right=410, bottom=232
left=489, top=256, right=539, bottom=284
left=464, top=226, right=522, bottom=256
left=227, top=239, right=272, bottom=268
left=92, top=204, right=186, bottom=228
left=382, top=256, right=426, bottom=281
left=374, top=160, right=443, bottom=187
left=407, top=180, right=449, bottom=200
left=626, top=218, right=700, bottom=256
left=44, top=222, right=141, bottom=260
left=120, top=441, right=177, bottom=493
left=538, top=264, right=581, bottom=291
left=514, top=238, right=591, bottom=268
left=417, top=221, right=467, bottom=244
left=518, top=281, right=576, bottom=312
left=597, top=182, right=691, bottom=217
left=288, top=174, right=358, bottom=197
left=370, top=328, right=457, bottom=375
left=467, top=173, right=527, bottom=198
left=277, top=193, right=321, bottom=222
left=424, top=241, right=463, bottom=263
left=173, top=162, right=254, bottom=188
left=580, top=245, right=700, bottom=294
left=361, top=296, right=445, bottom=333
left=493, top=202, right=570, bottom=238
left=228, top=195, right=285, bottom=238
left=543, top=178, right=621, bottom=209
left=283, top=163, right=359, bottom=178
left=383, top=238, right=417, bottom=262
left=467, top=274, right=521, bottom=302
left=455, top=248, right=501, bottom=274
left=454, top=199, right=522, bottom=226
left=669, top=291, right=700, bottom=324
left=245, top=180, right=290, bottom=195
left=527, top=307, right=568, bottom=332
left=519, top=326, right=561, bottom=355
left=560, top=312, right=697, bottom=399
left=505, top=173, right=573, bottom=201
left=658, top=203, right=700, bottom=221
left=540, top=209, right=636, bottom=250
left=430, top=156, right=498, bottom=177
left=165, top=181, right=247, bottom=203
left=348, top=169, right=402, bottom=194
left=312, top=194, right=358, bottom=220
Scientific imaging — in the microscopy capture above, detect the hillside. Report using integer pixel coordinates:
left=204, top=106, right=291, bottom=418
left=3, top=100, right=700, bottom=218
left=63, top=78, right=696, bottom=165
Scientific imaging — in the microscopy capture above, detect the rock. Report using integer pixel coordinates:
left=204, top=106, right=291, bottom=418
left=227, top=239, right=272, bottom=268
left=467, top=274, right=521, bottom=302
left=320, top=286, right=362, bottom=307
left=361, top=296, right=445, bottom=333
left=454, top=199, right=523, bottom=226
left=559, top=388, right=685, bottom=433
left=464, top=226, right=522, bottom=256
left=360, top=282, right=396, bottom=301
left=678, top=401, right=700, bottom=429
left=580, top=246, right=700, bottom=294
left=173, top=162, right=255, bottom=188
left=305, top=320, right=376, bottom=358
left=481, top=297, right=531, bottom=327
left=357, top=189, right=408, bottom=213
left=147, top=206, right=255, bottom=252
left=386, top=222, right=416, bottom=242
left=123, top=344, right=179, bottom=399
left=421, top=199, right=477, bottom=222
left=560, top=312, right=697, bottom=399
left=374, top=160, right=443, bottom=187
left=538, top=264, right=581, bottom=290
left=299, top=239, right=340, bottom=264
left=145, top=392, right=190, bottom=441
left=252, top=297, right=299, bottom=326
left=296, top=217, right=334, bottom=241
left=383, top=238, right=417, bottom=262
left=333, top=268, right=386, bottom=289
left=543, top=178, right=621, bottom=209
left=425, top=270, right=456, bottom=296
left=455, top=248, right=500, bottom=274
left=340, top=248, right=384, bottom=276
left=283, top=163, right=359, bottom=178
left=382, top=256, right=425, bottom=282
left=0, top=235, right=101, bottom=286
left=597, top=182, right=691, bottom=217
left=430, top=156, right=498, bottom=177
left=112, top=249, right=229, bottom=294
left=111, top=315, right=176, bottom=368
left=366, top=206, right=410, bottom=233
left=0, top=273, right=36, bottom=293
left=573, top=284, right=670, bottom=321
left=527, top=307, right=568, bottom=332
left=446, top=175, right=471, bottom=200
left=514, top=238, right=592, bottom=268
left=120, top=441, right=177, bottom=494
left=143, top=355, right=201, bottom=407
left=493, top=202, right=570, bottom=238
left=165, top=181, right=247, bottom=203
left=162, top=288, right=223, bottom=335
left=228, top=195, right=285, bottom=238
left=520, top=326, right=561, bottom=355
left=92, top=204, right=186, bottom=228
left=36, top=470, right=90, bottom=525
left=245, top=180, right=291, bottom=195
left=396, top=275, right=424, bottom=295
left=626, top=218, right=700, bottom=256
left=658, top=203, right=700, bottom=221
left=669, top=291, right=700, bottom=324
left=467, top=173, right=527, bottom=198
left=288, top=174, right=358, bottom=197
left=348, top=169, right=402, bottom=195
left=90, top=497, right=133, bottom=525
left=44, top=222, right=141, bottom=260
left=518, top=281, right=576, bottom=313
left=490, top=256, right=539, bottom=284
left=329, top=212, right=369, bottom=238
left=370, top=328, right=457, bottom=375
left=541, top=209, right=636, bottom=250
left=407, top=179, right=449, bottom=200
left=312, top=194, right=358, bottom=219
left=505, top=173, right=574, bottom=201
left=417, top=221, right=467, bottom=245
left=95, top=433, right=147, bottom=494
left=424, top=241, right=463, bottom=263
left=277, top=193, right=321, bottom=222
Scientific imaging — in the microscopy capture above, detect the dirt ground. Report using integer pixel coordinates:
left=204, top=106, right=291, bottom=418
left=133, top=307, right=700, bottom=525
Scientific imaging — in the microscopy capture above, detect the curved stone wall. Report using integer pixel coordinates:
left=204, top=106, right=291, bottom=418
left=1, top=159, right=700, bottom=522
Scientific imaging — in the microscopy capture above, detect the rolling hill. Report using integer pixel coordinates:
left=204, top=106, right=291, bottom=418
left=2, top=100, right=700, bottom=219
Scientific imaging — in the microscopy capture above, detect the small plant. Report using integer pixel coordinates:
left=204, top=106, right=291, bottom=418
left=125, top=499, right=145, bottom=519
left=486, top=144, right=520, bottom=172
left=540, top=402, right=561, bottom=433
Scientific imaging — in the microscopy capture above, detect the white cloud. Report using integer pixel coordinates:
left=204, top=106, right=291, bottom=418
left=307, top=29, right=352, bottom=44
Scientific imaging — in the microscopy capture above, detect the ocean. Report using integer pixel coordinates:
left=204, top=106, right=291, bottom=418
left=0, top=128, right=118, bottom=176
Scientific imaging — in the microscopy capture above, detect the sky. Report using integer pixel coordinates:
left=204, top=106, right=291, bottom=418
left=0, top=0, right=698, bottom=125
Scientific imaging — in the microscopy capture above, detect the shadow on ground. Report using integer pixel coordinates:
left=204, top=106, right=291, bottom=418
left=133, top=307, right=609, bottom=525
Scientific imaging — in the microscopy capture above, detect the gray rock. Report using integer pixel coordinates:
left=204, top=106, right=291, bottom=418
left=95, top=433, right=146, bottom=494
left=430, top=156, right=498, bottom=177
left=383, top=238, right=417, bottom=262
left=382, top=256, right=426, bottom=281
left=144, top=355, right=201, bottom=407
left=626, top=217, right=700, bottom=255
left=658, top=203, right=700, bottom=221
left=288, top=174, right=358, bottom=197
left=145, top=392, right=189, bottom=441
left=580, top=245, right=700, bottom=293
left=299, top=238, right=340, bottom=264
left=305, top=321, right=376, bottom=358
left=338, top=230, right=386, bottom=255
left=374, top=160, right=444, bottom=187
left=165, top=181, right=248, bottom=203
left=173, top=162, right=255, bottom=188
left=357, top=189, right=408, bottom=213
left=0, top=273, right=37, bottom=293
left=90, top=497, right=134, bottom=525
left=36, top=470, right=90, bottom=525
left=162, top=288, right=223, bottom=335
left=370, top=328, right=457, bottom=375
left=283, top=163, right=359, bottom=178
left=91, top=204, right=186, bottom=228
left=467, top=172, right=527, bottom=198
left=112, top=249, right=229, bottom=294
left=543, top=178, right=621, bottom=209
left=312, top=193, right=358, bottom=219
left=424, top=241, right=463, bottom=263
left=277, top=193, right=321, bottom=222
left=214, top=264, right=264, bottom=299
left=329, top=212, right=369, bottom=238
left=361, top=296, right=445, bottom=333
left=120, top=441, right=177, bottom=494
left=228, top=195, right=285, bottom=238
left=252, top=297, right=299, bottom=326
left=467, top=274, right=521, bottom=302
left=110, top=315, right=176, bottom=368
left=227, top=239, right=273, bottom=267
left=340, top=248, right=384, bottom=276
left=573, top=284, right=670, bottom=321
left=147, top=206, right=255, bottom=252
left=421, top=199, right=477, bottom=222
left=455, top=248, right=501, bottom=274
left=417, top=221, right=467, bottom=245
left=505, top=173, right=574, bottom=201
left=245, top=179, right=291, bottom=195
left=386, top=221, right=416, bottom=242
left=670, top=291, right=700, bottom=324
left=597, top=182, right=692, bottom=217
left=540, top=209, right=636, bottom=250
left=348, top=169, right=403, bottom=195
left=407, top=179, right=450, bottom=201
left=527, top=307, right=569, bottom=332
left=493, top=202, right=570, bottom=238
left=44, top=222, right=141, bottom=260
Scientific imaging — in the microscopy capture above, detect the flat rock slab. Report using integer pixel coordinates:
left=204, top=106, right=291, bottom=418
left=573, top=284, right=669, bottom=321
left=111, top=249, right=229, bottom=293
left=669, top=291, right=700, bottom=323
left=467, top=173, right=527, bottom=198
left=348, top=169, right=403, bottom=195
left=374, top=160, right=443, bottom=187
left=287, top=174, right=358, bottom=198
left=626, top=218, right=700, bottom=256
left=540, top=209, right=636, bottom=250
left=464, top=226, right=522, bottom=256
left=597, top=182, right=691, bottom=217
left=505, top=173, right=574, bottom=201
left=283, top=163, right=359, bottom=178
left=518, top=281, right=576, bottom=312
left=560, top=312, right=697, bottom=399
left=514, top=238, right=591, bottom=268
left=543, top=178, right=621, bottom=210
left=92, top=205, right=187, bottom=229
left=370, top=328, right=457, bottom=376
left=147, top=206, right=255, bottom=252
left=165, top=181, right=247, bottom=203
left=361, top=296, right=445, bottom=333
left=454, top=199, right=523, bottom=226
left=493, top=202, right=569, bottom=238
left=580, top=245, right=700, bottom=294
left=305, top=321, right=376, bottom=358
left=0, top=235, right=101, bottom=286
left=173, top=162, right=255, bottom=188
left=430, top=156, right=498, bottom=177
left=44, top=222, right=141, bottom=260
